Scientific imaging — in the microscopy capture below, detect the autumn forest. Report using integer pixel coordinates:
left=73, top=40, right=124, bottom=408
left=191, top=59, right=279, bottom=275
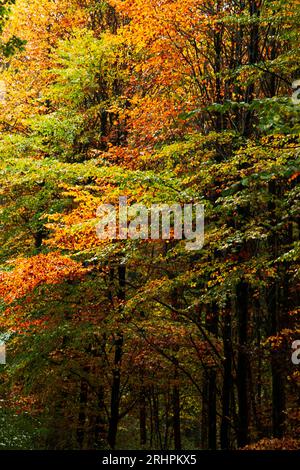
left=0, top=0, right=299, bottom=451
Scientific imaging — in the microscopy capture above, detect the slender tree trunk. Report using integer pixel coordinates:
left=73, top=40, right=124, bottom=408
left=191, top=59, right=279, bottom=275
left=268, top=180, right=286, bottom=438
left=92, top=333, right=107, bottom=449
left=152, top=388, right=163, bottom=449
left=208, top=303, right=218, bottom=450
left=94, top=385, right=106, bottom=449
left=173, top=362, right=181, bottom=450
left=107, top=332, right=123, bottom=449
left=139, top=386, right=147, bottom=446
left=77, top=378, right=88, bottom=449
left=243, top=0, right=260, bottom=136
left=236, top=280, right=249, bottom=447
left=201, top=371, right=209, bottom=449
left=269, top=280, right=286, bottom=438
left=214, top=0, right=223, bottom=135
left=208, top=368, right=217, bottom=449
left=107, top=265, right=125, bottom=449
left=220, top=303, right=233, bottom=449
left=169, top=286, right=182, bottom=450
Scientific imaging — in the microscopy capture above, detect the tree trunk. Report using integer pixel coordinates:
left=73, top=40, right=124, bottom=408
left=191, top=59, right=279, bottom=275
left=220, top=302, right=233, bottom=449
left=268, top=180, right=286, bottom=438
left=107, top=332, right=123, bottom=449
left=173, top=362, right=181, bottom=450
left=236, top=279, right=249, bottom=447
left=208, top=303, right=218, bottom=449
left=77, top=378, right=88, bottom=449
left=107, top=265, right=125, bottom=449
left=139, top=386, right=147, bottom=446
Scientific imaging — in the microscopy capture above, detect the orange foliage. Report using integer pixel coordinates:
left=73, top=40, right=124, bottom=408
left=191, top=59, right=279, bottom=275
left=0, top=253, right=87, bottom=303
left=243, top=437, right=300, bottom=450
left=0, top=0, right=87, bottom=133
left=112, top=0, right=225, bottom=146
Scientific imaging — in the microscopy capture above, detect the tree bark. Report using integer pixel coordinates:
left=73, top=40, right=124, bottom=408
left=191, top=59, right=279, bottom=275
left=139, top=386, right=147, bottom=446
left=173, top=362, right=181, bottom=450
left=236, top=279, right=249, bottom=447
left=107, top=265, right=125, bottom=449
left=220, top=302, right=233, bottom=449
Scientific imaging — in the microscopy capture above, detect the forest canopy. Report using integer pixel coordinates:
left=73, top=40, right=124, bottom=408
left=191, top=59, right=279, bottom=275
left=0, top=0, right=299, bottom=451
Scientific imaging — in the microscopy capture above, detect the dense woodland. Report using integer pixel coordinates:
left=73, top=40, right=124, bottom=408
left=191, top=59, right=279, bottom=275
left=0, top=0, right=299, bottom=450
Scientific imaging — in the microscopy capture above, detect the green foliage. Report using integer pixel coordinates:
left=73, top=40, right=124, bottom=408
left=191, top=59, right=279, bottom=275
left=30, top=29, right=127, bottom=160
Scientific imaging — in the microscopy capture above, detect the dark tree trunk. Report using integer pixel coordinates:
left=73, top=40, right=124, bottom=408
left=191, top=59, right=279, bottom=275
left=243, top=0, right=260, bottom=136
left=91, top=333, right=107, bottom=449
left=220, top=303, right=233, bottom=449
left=268, top=180, right=286, bottom=438
left=214, top=0, right=224, bottom=134
left=107, top=332, right=123, bottom=449
left=172, top=362, right=181, bottom=450
left=269, top=269, right=287, bottom=439
left=94, top=385, right=106, bottom=449
left=208, top=369, right=217, bottom=449
left=77, top=378, right=88, bottom=449
left=139, top=386, right=147, bottom=446
left=201, top=371, right=209, bottom=449
left=208, top=304, right=218, bottom=449
left=107, top=265, right=125, bottom=449
left=269, top=280, right=286, bottom=438
left=236, top=280, right=249, bottom=447
left=152, top=388, right=163, bottom=449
